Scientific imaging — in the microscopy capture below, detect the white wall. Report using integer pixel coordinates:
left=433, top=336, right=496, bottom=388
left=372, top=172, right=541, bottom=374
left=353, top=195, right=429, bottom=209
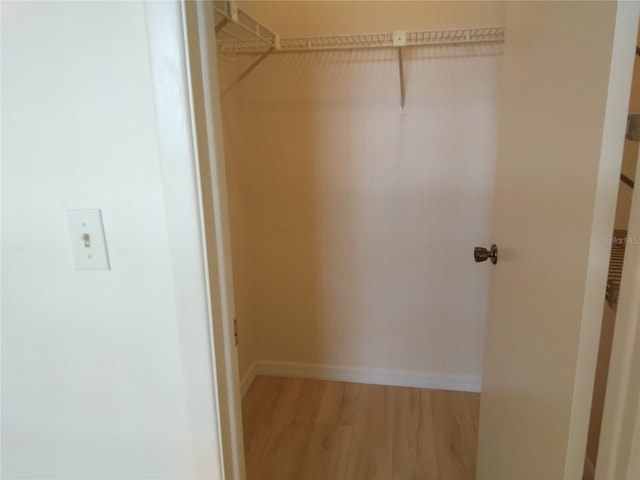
left=240, top=1, right=505, bottom=37
left=219, top=9, right=503, bottom=388
left=1, top=2, right=222, bottom=478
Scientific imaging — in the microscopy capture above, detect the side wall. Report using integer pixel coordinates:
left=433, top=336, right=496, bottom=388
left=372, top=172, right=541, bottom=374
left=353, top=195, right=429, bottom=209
left=1, top=3, right=222, bottom=478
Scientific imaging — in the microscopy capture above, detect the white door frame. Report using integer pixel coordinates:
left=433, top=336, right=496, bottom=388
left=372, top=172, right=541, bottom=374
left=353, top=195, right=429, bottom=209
left=181, top=2, right=246, bottom=479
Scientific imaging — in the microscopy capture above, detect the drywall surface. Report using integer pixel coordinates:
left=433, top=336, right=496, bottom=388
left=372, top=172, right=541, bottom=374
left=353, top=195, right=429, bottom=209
left=219, top=41, right=501, bottom=383
left=2, top=2, right=221, bottom=478
left=239, top=1, right=505, bottom=37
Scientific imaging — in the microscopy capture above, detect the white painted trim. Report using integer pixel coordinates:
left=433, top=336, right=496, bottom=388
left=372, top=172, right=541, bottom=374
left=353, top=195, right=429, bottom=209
left=144, top=2, right=223, bottom=477
left=252, top=360, right=481, bottom=393
left=182, top=2, right=246, bottom=480
left=240, top=362, right=258, bottom=398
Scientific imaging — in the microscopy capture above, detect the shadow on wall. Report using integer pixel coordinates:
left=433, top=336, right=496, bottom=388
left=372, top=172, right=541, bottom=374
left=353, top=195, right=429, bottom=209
left=218, top=42, right=501, bottom=380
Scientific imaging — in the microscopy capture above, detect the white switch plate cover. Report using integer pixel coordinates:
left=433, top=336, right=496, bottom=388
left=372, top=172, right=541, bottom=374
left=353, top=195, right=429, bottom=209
left=66, top=209, right=111, bottom=271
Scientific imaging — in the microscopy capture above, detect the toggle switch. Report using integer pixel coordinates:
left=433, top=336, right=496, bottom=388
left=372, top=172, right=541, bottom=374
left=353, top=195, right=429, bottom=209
left=67, top=209, right=110, bottom=271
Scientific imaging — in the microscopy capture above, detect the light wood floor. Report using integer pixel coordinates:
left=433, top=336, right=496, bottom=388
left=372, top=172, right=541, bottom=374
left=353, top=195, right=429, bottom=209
left=242, top=376, right=480, bottom=480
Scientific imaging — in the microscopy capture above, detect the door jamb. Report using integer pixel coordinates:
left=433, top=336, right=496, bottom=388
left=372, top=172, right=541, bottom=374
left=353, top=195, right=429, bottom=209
left=182, top=1, right=246, bottom=479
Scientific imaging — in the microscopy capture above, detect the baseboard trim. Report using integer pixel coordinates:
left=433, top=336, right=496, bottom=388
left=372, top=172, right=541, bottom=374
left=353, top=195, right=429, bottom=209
left=250, top=360, right=481, bottom=393
left=240, top=361, right=258, bottom=398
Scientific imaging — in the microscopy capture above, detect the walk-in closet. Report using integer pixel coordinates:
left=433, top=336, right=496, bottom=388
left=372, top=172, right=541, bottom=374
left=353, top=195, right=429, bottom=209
left=207, top=2, right=640, bottom=479
left=213, top=3, right=503, bottom=477
left=216, top=2, right=501, bottom=389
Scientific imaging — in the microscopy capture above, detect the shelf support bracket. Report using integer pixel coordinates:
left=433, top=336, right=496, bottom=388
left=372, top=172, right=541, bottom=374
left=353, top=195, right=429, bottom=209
left=221, top=48, right=274, bottom=97
left=393, top=31, right=407, bottom=111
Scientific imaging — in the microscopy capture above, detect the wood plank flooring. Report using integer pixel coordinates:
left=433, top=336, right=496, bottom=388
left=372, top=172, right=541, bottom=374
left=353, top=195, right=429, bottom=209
left=242, top=376, right=480, bottom=480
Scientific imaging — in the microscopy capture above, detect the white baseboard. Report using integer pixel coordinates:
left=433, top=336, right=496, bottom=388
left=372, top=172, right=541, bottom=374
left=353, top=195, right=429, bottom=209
left=243, top=360, right=481, bottom=393
left=240, top=361, right=258, bottom=398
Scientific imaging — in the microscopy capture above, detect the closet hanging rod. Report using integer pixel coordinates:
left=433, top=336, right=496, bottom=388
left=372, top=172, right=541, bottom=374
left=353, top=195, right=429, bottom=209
left=217, top=27, right=505, bottom=55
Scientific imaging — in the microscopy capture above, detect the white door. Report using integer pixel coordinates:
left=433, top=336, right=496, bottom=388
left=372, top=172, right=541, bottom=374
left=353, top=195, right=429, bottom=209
left=476, top=2, right=639, bottom=480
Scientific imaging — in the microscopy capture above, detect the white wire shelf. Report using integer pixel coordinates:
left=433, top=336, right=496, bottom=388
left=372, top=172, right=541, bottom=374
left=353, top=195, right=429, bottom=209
left=213, top=1, right=505, bottom=108
left=218, top=27, right=505, bottom=55
left=214, top=1, right=279, bottom=49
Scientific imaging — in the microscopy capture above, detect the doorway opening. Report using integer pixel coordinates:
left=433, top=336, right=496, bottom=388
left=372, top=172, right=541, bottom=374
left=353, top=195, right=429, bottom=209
left=198, top=2, right=640, bottom=479
left=211, top=1, right=503, bottom=478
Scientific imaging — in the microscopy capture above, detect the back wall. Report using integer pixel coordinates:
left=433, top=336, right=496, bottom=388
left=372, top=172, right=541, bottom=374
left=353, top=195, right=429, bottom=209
left=218, top=4, right=503, bottom=390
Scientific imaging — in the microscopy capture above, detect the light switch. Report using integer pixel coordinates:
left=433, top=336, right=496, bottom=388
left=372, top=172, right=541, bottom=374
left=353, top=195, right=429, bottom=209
left=66, top=209, right=110, bottom=271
